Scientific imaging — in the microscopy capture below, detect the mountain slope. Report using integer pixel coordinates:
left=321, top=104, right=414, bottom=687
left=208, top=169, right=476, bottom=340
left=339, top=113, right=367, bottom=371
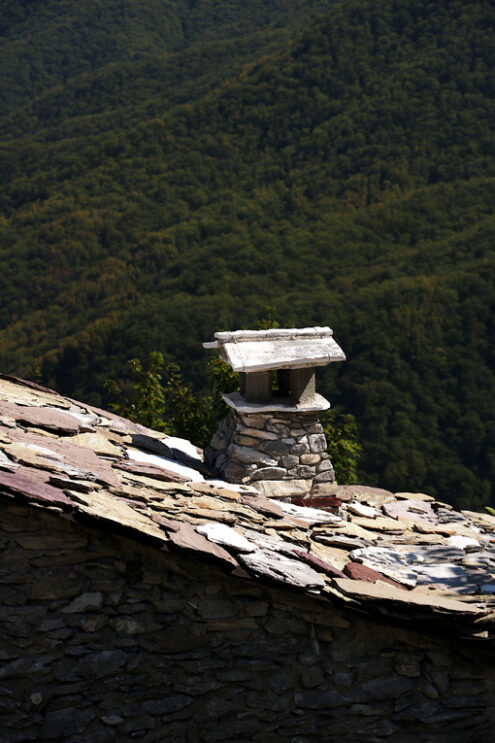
left=0, top=0, right=494, bottom=507
left=0, top=0, right=332, bottom=137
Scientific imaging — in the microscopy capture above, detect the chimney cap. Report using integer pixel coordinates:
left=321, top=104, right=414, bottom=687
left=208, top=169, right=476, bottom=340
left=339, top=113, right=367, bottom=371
left=203, top=326, right=345, bottom=373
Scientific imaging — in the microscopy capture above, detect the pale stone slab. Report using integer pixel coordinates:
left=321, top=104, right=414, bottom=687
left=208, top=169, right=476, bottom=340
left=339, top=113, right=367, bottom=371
left=217, top=334, right=345, bottom=372
left=447, top=535, right=480, bottom=550
left=162, top=435, right=202, bottom=461
left=254, top=479, right=312, bottom=498
left=0, top=379, right=71, bottom=409
left=277, top=501, right=342, bottom=525
left=311, top=482, right=339, bottom=496
left=239, top=548, right=325, bottom=590
left=196, top=523, right=255, bottom=553
left=347, top=502, right=379, bottom=519
left=461, top=510, right=495, bottom=531
left=65, top=404, right=100, bottom=431
left=223, top=391, right=330, bottom=414
left=335, top=485, right=395, bottom=507
left=126, top=447, right=204, bottom=483
left=395, top=491, right=435, bottom=502
left=383, top=499, right=436, bottom=524
left=300, top=454, right=320, bottom=465
left=333, top=579, right=484, bottom=614
left=227, top=444, right=276, bottom=467
left=69, top=489, right=168, bottom=543
left=69, top=433, right=123, bottom=458
left=235, top=426, right=279, bottom=440
left=310, top=543, right=351, bottom=571
left=351, top=516, right=406, bottom=533
left=213, top=327, right=335, bottom=342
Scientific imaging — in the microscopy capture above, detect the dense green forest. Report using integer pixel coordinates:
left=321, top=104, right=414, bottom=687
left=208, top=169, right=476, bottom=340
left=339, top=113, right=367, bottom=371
left=0, top=0, right=494, bottom=509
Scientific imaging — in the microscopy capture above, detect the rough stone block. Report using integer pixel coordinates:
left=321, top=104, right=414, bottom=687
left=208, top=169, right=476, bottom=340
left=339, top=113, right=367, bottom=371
left=253, top=480, right=312, bottom=498
left=233, top=435, right=259, bottom=447
left=306, top=423, right=324, bottom=434
left=311, top=482, right=339, bottom=496
left=250, top=467, right=287, bottom=481
left=239, top=415, right=267, bottom=429
left=40, top=708, right=95, bottom=739
left=309, top=434, right=327, bottom=453
left=317, top=459, right=333, bottom=472
left=236, top=427, right=278, bottom=440
left=280, top=455, right=299, bottom=468
left=259, top=440, right=288, bottom=457
left=62, top=592, right=103, bottom=614
left=290, top=367, right=316, bottom=405
left=314, top=470, right=335, bottom=483
left=227, top=445, right=276, bottom=467
left=223, top=462, right=250, bottom=482
left=287, top=465, right=315, bottom=479
left=290, top=443, right=310, bottom=456
left=244, top=371, right=271, bottom=402
left=300, top=454, right=320, bottom=465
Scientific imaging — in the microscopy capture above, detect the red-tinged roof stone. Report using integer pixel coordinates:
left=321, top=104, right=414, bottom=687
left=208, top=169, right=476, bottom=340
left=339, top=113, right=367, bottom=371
left=344, top=561, right=409, bottom=590
left=112, top=459, right=191, bottom=483
left=15, top=465, right=51, bottom=483
left=294, top=550, right=346, bottom=578
left=4, top=429, right=121, bottom=489
left=0, top=469, right=73, bottom=506
left=168, top=522, right=239, bottom=568
left=383, top=499, right=437, bottom=524
left=76, top=401, right=160, bottom=436
left=238, top=494, right=285, bottom=518
left=150, top=514, right=181, bottom=532
left=0, top=400, right=81, bottom=434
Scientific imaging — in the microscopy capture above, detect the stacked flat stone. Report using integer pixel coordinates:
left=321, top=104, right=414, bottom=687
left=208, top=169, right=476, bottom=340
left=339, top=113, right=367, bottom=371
left=206, top=409, right=335, bottom=498
left=204, top=326, right=345, bottom=499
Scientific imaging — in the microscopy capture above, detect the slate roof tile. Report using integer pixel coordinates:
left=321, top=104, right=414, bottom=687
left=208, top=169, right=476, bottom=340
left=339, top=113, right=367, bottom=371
left=0, top=400, right=81, bottom=434
left=168, top=523, right=239, bottom=567
left=0, top=469, right=73, bottom=507
left=1, top=375, right=495, bottom=638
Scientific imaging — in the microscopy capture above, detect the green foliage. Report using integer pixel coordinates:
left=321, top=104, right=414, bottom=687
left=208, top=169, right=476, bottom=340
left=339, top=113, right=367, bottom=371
left=321, top=410, right=362, bottom=485
left=105, top=352, right=214, bottom=449
left=105, top=352, right=169, bottom=432
left=256, top=306, right=281, bottom=330
left=0, top=0, right=494, bottom=507
left=206, top=356, right=240, bottom=421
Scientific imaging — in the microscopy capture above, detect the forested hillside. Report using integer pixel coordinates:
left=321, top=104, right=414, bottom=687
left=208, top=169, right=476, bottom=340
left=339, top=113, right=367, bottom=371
left=0, top=0, right=331, bottom=137
left=0, top=0, right=494, bottom=509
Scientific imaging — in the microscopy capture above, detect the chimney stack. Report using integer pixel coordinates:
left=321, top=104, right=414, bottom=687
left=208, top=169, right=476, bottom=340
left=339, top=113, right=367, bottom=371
left=204, top=327, right=345, bottom=499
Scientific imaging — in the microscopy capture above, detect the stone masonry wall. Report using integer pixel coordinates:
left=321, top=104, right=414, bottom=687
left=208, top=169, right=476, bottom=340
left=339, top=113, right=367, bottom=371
left=206, top=410, right=335, bottom=497
left=1, top=501, right=495, bottom=742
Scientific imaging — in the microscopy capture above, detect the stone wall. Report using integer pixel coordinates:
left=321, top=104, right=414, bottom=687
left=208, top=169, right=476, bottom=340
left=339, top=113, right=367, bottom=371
left=1, top=500, right=495, bottom=742
left=206, top=410, right=335, bottom=498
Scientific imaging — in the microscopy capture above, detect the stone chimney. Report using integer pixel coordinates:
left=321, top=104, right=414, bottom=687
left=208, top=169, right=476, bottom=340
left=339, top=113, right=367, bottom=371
left=204, top=327, right=345, bottom=499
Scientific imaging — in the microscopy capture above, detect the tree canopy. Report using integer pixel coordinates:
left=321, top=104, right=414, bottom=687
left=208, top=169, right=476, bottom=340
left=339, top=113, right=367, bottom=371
left=0, top=0, right=494, bottom=508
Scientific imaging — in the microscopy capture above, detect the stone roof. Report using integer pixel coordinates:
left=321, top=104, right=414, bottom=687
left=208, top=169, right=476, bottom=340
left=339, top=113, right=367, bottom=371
left=1, top=374, right=495, bottom=639
left=204, top=327, right=346, bottom=372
